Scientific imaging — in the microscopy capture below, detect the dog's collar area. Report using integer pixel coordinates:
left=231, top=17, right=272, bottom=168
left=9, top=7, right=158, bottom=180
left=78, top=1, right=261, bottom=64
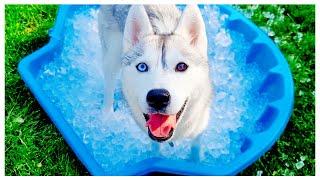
left=168, top=141, right=174, bottom=147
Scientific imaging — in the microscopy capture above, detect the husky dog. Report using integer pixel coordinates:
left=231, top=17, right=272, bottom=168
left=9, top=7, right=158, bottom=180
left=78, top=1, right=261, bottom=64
left=98, top=5, right=212, bottom=142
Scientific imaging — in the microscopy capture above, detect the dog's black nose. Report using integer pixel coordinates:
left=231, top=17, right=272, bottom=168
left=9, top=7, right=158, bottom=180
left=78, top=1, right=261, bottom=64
left=147, top=89, right=170, bottom=110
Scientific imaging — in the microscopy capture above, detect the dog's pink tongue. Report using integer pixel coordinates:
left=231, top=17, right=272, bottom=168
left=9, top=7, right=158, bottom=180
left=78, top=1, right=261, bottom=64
left=146, top=114, right=176, bottom=138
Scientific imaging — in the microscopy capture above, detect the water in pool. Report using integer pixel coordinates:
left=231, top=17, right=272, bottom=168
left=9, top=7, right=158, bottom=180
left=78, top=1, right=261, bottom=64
left=38, top=5, right=267, bottom=174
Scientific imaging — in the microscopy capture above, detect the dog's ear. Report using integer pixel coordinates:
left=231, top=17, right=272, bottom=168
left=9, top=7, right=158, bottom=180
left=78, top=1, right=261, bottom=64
left=123, top=5, right=153, bottom=53
left=175, top=5, right=207, bottom=56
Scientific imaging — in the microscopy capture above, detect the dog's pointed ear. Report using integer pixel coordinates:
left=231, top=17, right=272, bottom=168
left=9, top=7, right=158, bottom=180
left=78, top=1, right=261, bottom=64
left=123, top=5, right=153, bottom=52
left=175, top=5, right=207, bottom=56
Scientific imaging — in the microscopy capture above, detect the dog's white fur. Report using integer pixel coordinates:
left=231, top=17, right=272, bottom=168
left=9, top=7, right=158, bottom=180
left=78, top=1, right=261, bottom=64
left=98, top=5, right=212, bottom=141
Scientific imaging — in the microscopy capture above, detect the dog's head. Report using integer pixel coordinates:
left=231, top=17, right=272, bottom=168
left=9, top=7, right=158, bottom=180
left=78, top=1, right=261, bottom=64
left=121, top=5, right=210, bottom=142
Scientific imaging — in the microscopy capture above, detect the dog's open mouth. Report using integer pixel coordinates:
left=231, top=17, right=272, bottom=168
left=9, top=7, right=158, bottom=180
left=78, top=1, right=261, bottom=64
left=143, top=99, right=188, bottom=142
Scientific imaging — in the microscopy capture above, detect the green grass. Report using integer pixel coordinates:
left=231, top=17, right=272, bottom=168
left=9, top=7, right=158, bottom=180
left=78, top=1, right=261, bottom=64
left=5, top=5, right=88, bottom=175
left=236, top=5, right=315, bottom=176
left=5, top=5, right=315, bottom=176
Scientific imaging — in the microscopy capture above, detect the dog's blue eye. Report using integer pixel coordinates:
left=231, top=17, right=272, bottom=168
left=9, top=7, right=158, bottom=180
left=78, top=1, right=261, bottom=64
left=175, top=62, right=188, bottom=72
left=136, top=63, right=148, bottom=72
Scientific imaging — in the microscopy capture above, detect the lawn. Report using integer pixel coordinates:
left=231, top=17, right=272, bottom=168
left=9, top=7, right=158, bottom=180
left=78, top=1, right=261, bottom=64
left=5, top=5, right=315, bottom=176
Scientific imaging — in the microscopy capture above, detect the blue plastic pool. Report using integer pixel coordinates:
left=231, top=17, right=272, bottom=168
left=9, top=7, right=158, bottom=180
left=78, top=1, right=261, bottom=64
left=18, top=5, right=294, bottom=175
